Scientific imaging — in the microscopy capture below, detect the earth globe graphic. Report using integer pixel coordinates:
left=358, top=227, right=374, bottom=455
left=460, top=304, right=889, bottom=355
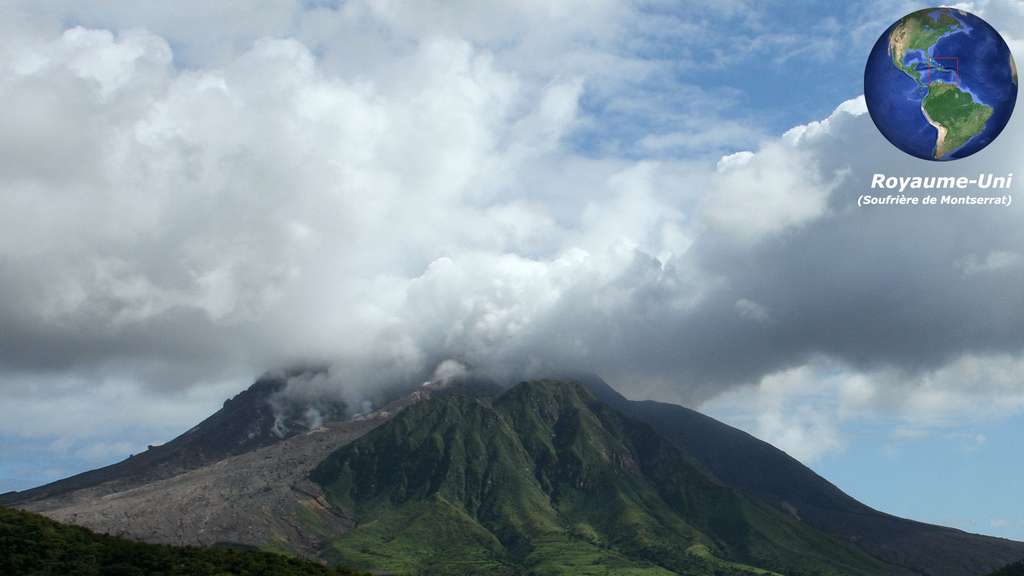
left=864, top=7, right=1017, bottom=161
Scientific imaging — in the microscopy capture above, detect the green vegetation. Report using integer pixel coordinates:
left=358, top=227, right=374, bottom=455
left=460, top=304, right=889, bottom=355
left=922, top=82, right=993, bottom=158
left=889, top=9, right=962, bottom=84
left=312, top=380, right=890, bottom=576
left=0, top=506, right=367, bottom=576
left=685, top=544, right=781, bottom=575
left=988, top=560, right=1024, bottom=576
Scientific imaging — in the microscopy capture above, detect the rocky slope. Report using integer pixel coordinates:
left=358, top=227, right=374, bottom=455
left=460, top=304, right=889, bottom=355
left=1, top=366, right=346, bottom=507
left=7, top=372, right=1023, bottom=575
left=14, top=379, right=460, bottom=557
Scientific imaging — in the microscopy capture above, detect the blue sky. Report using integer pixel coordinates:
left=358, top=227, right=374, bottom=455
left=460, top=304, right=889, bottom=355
left=568, top=0, right=1024, bottom=539
left=1, top=0, right=1022, bottom=544
left=569, top=1, right=900, bottom=157
left=706, top=386, right=1024, bottom=541
left=817, top=413, right=1024, bottom=541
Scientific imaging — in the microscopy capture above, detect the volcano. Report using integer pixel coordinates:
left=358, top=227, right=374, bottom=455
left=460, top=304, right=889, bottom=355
left=4, top=372, right=1023, bottom=575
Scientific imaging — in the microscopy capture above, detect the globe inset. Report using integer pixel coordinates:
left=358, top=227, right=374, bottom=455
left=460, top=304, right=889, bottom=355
left=864, top=8, right=1017, bottom=161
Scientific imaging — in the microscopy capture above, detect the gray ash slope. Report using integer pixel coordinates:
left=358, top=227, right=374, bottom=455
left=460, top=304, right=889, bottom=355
left=5, top=373, right=503, bottom=552
left=7, top=370, right=1024, bottom=576
left=1, top=366, right=347, bottom=506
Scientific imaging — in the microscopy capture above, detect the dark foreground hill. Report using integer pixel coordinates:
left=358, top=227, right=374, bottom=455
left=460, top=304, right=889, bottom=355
left=5, top=373, right=1024, bottom=575
left=0, top=506, right=367, bottom=576
left=988, top=560, right=1024, bottom=576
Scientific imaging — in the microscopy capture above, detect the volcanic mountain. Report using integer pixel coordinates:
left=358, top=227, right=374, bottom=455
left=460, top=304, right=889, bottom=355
left=5, top=373, right=1023, bottom=576
left=576, top=374, right=1024, bottom=576
left=1, top=367, right=346, bottom=507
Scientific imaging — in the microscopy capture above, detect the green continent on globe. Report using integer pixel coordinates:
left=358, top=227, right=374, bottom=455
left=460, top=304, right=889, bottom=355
left=922, top=83, right=993, bottom=159
left=866, top=7, right=1016, bottom=160
left=888, top=10, right=962, bottom=84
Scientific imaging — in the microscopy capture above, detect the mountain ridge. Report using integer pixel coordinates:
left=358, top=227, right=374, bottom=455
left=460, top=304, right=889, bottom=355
left=578, top=375, right=1024, bottom=576
left=310, top=380, right=893, bottom=575
left=7, top=371, right=1023, bottom=576
left=1, top=366, right=343, bottom=507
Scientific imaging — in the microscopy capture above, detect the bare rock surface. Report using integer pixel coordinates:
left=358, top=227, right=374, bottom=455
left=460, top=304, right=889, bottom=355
left=23, top=380, right=457, bottom=556
left=27, top=420, right=376, bottom=555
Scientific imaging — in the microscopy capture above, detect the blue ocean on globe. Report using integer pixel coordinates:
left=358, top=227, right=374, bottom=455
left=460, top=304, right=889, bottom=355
left=864, top=8, right=1017, bottom=161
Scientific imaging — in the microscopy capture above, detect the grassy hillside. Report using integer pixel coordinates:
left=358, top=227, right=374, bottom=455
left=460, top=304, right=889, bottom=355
left=312, top=380, right=890, bottom=576
left=0, top=506, right=367, bottom=576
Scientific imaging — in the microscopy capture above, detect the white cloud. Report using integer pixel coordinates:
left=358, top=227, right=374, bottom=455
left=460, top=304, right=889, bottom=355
left=704, top=365, right=845, bottom=463
left=0, top=0, right=1023, bottom=462
left=706, top=352, right=1024, bottom=462
left=0, top=372, right=239, bottom=443
left=735, top=298, right=771, bottom=322
left=699, top=99, right=867, bottom=244
left=74, top=440, right=141, bottom=463
left=956, top=251, right=1023, bottom=275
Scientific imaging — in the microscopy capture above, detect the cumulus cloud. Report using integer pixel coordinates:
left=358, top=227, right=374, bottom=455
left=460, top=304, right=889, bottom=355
left=706, top=365, right=845, bottom=463
left=707, top=351, right=1024, bottom=463
left=0, top=0, right=1022, bottom=470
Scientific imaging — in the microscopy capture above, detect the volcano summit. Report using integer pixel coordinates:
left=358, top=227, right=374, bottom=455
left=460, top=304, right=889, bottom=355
left=4, top=372, right=1023, bottom=575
